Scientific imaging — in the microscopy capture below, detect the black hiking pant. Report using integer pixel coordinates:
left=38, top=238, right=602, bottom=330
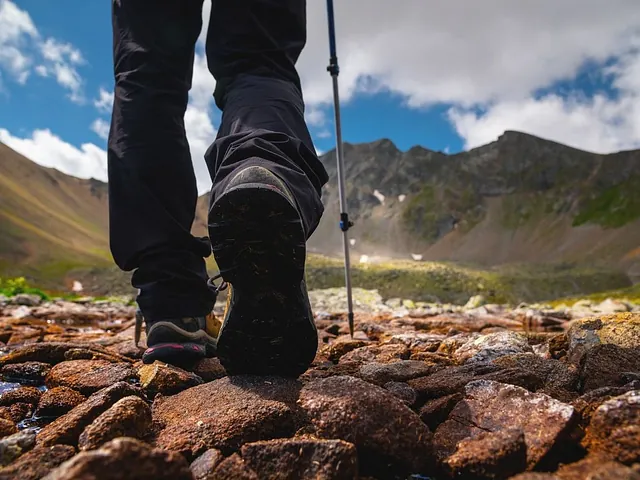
left=108, top=0, right=329, bottom=321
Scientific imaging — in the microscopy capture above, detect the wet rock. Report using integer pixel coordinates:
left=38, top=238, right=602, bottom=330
left=578, top=344, right=640, bottom=393
left=0, top=386, right=41, bottom=407
left=441, top=428, right=527, bottom=480
left=240, top=437, right=358, bottom=480
left=419, top=393, right=463, bottom=431
left=1, top=362, right=51, bottom=383
left=0, top=419, right=16, bottom=439
left=582, top=390, right=640, bottom=464
left=453, top=331, right=533, bottom=364
left=138, top=361, right=203, bottom=398
left=338, top=343, right=410, bottom=364
left=298, top=375, right=432, bottom=473
left=35, top=387, right=86, bottom=418
left=45, top=360, right=136, bottom=396
left=433, top=380, right=576, bottom=470
left=78, top=395, right=152, bottom=450
left=554, top=453, right=640, bottom=479
left=43, top=437, right=192, bottom=480
left=0, top=403, right=32, bottom=423
left=190, top=448, right=223, bottom=480
left=0, top=343, right=106, bottom=366
left=37, top=381, right=144, bottom=447
left=567, top=313, right=640, bottom=363
left=192, top=357, right=227, bottom=382
left=0, top=431, right=36, bottom=466
left=326, top=338, right=370, bottom=362
left=211, top=453, right=259, bottom=480
left=153, top=376, right=300, bottom=459
left=0, top=444, right=76, bottom=480
left=358, top=360, right=441, bottom=386
left=572, top=386, right=635, bottom=427
left=10, top=294, right=41, bottom=307
left=384, top=381, right=417, bottom=406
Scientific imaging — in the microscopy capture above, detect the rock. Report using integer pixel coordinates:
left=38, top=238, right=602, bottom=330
left=240, top=437, right=358, bottom=480
left=138, top=361, right=203, bottom=398
left=0, top=444, right=76, bottom=480
left=42, top=437, right=192, bottom=480
left=192, top=357, right=227, bottom=382
left=578, top=344, right=640, bottom=393
left=45, top=360, right=135, bottom=396
left=1, top=362, right=51, bottom=383
left=10, top=294, right=41, bottom=307
left=567, top=313, right=640, bottom=363
left=441, top=428, right=527, bottom=480
left=508, top=474, right=559, bottom=480
left=433, top=380, right=576, bottom=470
left=383, top=381, right=417, bottom=406
left=338, top=344, right=410, bottom=364
left=358, top=360, right=441, bottom=386
left=63, top=347, right=133, bottom=364
left=190, top=448, right=223, bottom=480
left=298, top=375, right=432, bottom=474
left=211, top=454, right=259, bottom=480
left=453, top=331, right=533, bottom=364
left=419, top=393, right=463, bottom=431
left=0, top=419, right=16, bottom=439
left=594, top=298, right=631, bottom=314
left=0, top=386, right=41, bottom=407
left=583, top=390, right=640, bottom=464
left=572, top=386, right=635, bottom=427
left=37, top=382, right=144, bottom=447
left=35, top=387, right=86, bottom=418
left=554, top=453, right=640, bottom=479
left=0, top=403, right=32, bottom=423
left=326, top=338, right=370, bottom=362
left=391, top=332, right=445, bottom=352
left=438, top=333, right=482, bottom=355
left=153, top=376, right=300, bottom=459
left=0, top=431, right=36, bottom=466
left=465, top=295, right=486, bottom=310
left=78, top=395, right=152, bottom=450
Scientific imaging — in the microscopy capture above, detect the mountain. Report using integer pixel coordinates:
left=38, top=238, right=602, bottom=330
left=310, top=131, right=640, bottom=277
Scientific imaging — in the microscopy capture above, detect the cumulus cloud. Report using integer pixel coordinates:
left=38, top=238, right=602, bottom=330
left=90, top=118, right=110, bottom=141
left=94, top=87, right=114, bottom=113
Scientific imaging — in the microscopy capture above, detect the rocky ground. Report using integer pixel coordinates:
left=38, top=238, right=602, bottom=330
left=0, top=289, right=637, bottom=479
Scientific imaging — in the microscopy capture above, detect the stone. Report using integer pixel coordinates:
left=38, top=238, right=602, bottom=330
left=1, top=362, right=51, bottom=383
left=240, top=437, right=358, bottom=480
left=465, top=295, right=486, bottom=309
left=138, top=361, right=203, bottom=398
left=211, top=454, right=259, bottom=480
left=0, top=343, right=88, bottom=366
left=0, top=445, right=76, bottom=480
left=0, top=431, right=36, bottom=466
left=153, top=376, right=300, bottom=460
left=441, top=428, right=527, bottom=480
left=508, top=474, right=559, bottom=480
left=438, top=333, right=482, bottom=356
left=338, top=343, right=410, bottom=364
left=37, top=382, right=144, bottom=447
left=0, top=419, right=16, bottom=439
left=189, top=448, right=224, bottom=480
left=583, top=390, right=640, bottom=464
left=42, top=437, right=192, bottom=480
left=191, top=357, right=227, bottom=382
left=298, top=375, right=432, bottom=473
left=453, top=331, right=533, bottom=364
left=358, top=360, right=441, bottom=386
left=45, top=360, right=136, bottom=396
left=578, top=344, right=640, bottom=393
left=326, top=338, right=370, bottom=362
left=78, top=395, right=152, bottom=450
left=0, top=386, right=41, bottom=407
left=419, top=393, right=463, bottom=431
left=10, top=294, right=41, bottom=306
left=554, top=453, right=640, bottom=480
left=433, top=380, right=576, bottom=470
left=0, top=403, right=31, bottom=423
left=383, top=381, right=417, bottom=406
left=572, top=386, right=635, bottom=427
left=35, top=387, right=86, bottom=418
left=63, top=347, right=133, bottom=364
left=594, top=298, right=631, bottom=314
left=567, top=313, right=640, bottom=363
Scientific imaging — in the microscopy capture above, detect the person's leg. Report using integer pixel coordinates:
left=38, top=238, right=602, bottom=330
left=203, top=0, right=329, bottom=377
left=108, top=0, right=217, bottom=362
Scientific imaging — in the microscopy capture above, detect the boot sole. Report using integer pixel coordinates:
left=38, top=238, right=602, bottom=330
left=209, top=183, right=317, bottom=377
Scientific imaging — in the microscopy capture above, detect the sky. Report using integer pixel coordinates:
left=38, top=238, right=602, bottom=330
left=1, top=0, right=640, bottom=194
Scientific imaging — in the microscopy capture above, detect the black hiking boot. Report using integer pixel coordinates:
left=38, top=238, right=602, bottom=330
left=208, top=165, right=318, bottom=377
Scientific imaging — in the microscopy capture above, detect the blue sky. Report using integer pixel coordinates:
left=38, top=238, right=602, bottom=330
left=1, top=0, right=640, bottom=193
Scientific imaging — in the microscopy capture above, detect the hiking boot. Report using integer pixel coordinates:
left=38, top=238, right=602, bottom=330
left=208, top=165, right=318, bottom=377
left=136, top=309, right=220, bottom=366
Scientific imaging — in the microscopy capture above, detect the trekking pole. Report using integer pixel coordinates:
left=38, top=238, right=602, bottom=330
left=325, top=0, right=355, bottom=337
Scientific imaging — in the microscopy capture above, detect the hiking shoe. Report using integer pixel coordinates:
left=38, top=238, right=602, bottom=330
left=208, top=165, right=318, bottom=377
left=136, top=310, right=219, bottom=366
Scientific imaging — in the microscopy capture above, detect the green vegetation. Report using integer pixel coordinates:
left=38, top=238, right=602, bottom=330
left=549, top=282, right=640, bottom=307
left=573, top=176, right=640, bottom=228
left=0, top=277, right=49, bottom=300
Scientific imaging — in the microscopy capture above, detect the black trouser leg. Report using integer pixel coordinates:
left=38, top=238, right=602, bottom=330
left=204, top=0, right=329, bottom=238
left=108, top=0, right=215, bottom=321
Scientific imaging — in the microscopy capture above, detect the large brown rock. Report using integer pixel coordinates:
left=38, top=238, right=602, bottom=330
left=0, top=362, right=51, bottom=383
left=0, top=445, right=76, bottom=480
left=358, top=360, right=441, bottom=386
left=0, top=386, right=41, bottom=407
left=0, top=419, right=16, bottom=439
left=37, top=382, right=144, bottom=447
left=211, top=454, right=258, bottom=480
left=45, top=360, right=136, bottom=396
left=582, top=390, right=640, bottom=464
left=42, top=437, right=192, bottom=480
left=137, top=361, right=203, bottom=398
left=35, top=387, right=86, bottom=418
left=338, top=343, right=409, bottom=364
left=240, top=437, right=358, bottom=480
left=0, top=343, right=122, bottom=366
left=453, top=331, right=533, bottom=364
left=433, top=380, right=576, bottom=470
left=567, top=313, right=640, bottom=363
left=578, top=344, right=640, bottom=393
left=78, top=396, right=152, bottom=450
left=554, top=453, right=640, bottom=479
left=153, top=376, right=301, bottom=460
left=298, top=375, right=432, bottom=474
left=0, top=431, right=36, bottom=466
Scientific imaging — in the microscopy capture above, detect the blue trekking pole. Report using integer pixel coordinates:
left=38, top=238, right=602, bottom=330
left=325, top=0, right=355, bottom=337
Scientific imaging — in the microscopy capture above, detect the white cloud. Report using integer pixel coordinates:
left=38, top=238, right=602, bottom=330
left=40, top=38, right=84, bottom=102
left=90, top=118, right=110, bottom=140
left=316, top=129, right=332, bottom=139
left=0, top=0, right=37, bottom=82
left=94, top=88, right=114, bottom=113
left=305, top=106, right=326, bottom=127
left=0, top=127, right=107, bottom=181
